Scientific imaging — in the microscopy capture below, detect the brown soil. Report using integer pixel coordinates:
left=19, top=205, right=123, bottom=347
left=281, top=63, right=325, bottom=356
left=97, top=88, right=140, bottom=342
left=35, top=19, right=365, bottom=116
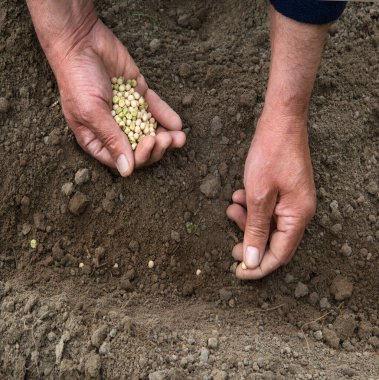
left=0, top=0, right=378, bottom=379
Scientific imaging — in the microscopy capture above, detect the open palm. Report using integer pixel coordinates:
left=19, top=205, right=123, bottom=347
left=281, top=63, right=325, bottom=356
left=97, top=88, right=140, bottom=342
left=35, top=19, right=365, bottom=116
left=56, top=19, right=185, bottom=176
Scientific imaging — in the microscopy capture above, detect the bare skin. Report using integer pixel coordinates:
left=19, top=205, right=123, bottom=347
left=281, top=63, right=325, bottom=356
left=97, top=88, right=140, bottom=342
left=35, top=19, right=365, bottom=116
left=26, top=0, right=186, bottom=177
left=227, top=7, right=329, bottom=279
left=27, top=1, right=329, bottom=279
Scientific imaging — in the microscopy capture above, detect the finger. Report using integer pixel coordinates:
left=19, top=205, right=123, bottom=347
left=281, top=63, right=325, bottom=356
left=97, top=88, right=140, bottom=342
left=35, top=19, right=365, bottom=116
left=236, top=219, right=305, bottom=280
left=144, top=89, right=182, bottom=131
left=156, top=127, right=186, bottom=149
left=80, top=107, right=135, bottom=177
left=232, top=189, right=247, bottom=207
left=72, top=124, right=115, bottom=168
left=243, top=190, right=277, bottom=270
left=145, top=131, right=173, bottom=165
left=226, top=204, right=247, bottom=231
left=134, top=135, right=155, bottom=167
left=232, top=243, right=243, bottom=261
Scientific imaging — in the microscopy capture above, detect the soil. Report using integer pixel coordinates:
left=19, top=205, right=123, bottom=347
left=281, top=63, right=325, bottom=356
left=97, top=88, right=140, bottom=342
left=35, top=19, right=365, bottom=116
left=0, top=0, right=378, bottom=379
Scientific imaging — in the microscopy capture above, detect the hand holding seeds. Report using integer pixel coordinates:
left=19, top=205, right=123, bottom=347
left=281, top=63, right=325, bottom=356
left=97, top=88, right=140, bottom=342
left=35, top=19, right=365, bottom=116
left=27, top=2, right=185, bottom=176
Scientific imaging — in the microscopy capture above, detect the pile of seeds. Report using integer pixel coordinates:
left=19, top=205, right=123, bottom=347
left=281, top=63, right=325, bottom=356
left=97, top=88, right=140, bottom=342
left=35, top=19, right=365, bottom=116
left=111, top=76, right=157, bottom=150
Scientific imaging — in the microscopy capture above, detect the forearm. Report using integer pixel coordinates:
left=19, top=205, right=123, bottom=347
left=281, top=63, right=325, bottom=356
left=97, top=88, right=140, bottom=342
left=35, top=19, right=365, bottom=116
left=26, top=0, right=97, bottom=70
left=263, top=6, right=329, bottom=124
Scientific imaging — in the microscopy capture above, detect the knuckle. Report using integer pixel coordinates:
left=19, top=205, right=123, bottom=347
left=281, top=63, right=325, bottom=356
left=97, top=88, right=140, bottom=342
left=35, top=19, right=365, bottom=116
left=303, top=197, right=317, bottom=219
left=245, top=222, right=269, bottom=239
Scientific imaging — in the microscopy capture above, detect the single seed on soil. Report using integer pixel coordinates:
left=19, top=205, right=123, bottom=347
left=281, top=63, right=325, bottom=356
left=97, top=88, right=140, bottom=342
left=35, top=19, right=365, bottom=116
left=30, top=239, right=37, bottom=249
left=241, top=262, right=248, bottom=270
left=148, top=260, right=154, bottom=269
left=196, top=269, right=201, bottom=276
left=113, top=263, right=119, bottom=268
left=79, top=262, right=84, bottom=268
left=111, top=76, right=158, bottom=150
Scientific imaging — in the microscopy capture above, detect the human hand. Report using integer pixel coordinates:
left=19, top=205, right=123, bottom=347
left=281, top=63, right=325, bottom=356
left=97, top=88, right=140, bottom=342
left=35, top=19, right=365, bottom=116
left=28, top=0, right=185, bottom=176
left=227, top=114, right=316, bottom=279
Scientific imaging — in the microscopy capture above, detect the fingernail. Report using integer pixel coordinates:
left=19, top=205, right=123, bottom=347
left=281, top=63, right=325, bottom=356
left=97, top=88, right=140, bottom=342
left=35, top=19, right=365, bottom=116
left=116, top=154, right=129, bottom=176
left=245, top=246, right=260, bottom=268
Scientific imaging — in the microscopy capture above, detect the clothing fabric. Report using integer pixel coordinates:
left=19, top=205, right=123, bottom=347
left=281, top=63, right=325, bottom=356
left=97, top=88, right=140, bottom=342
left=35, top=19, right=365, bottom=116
left=270, top=0, right=347, bottom=24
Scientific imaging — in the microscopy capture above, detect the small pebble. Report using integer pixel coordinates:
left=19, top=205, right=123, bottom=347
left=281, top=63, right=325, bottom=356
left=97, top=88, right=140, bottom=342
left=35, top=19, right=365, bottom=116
left=149, top=38, right=161, bottom=52
left=74, top=168, right=90, bottom=185
left=294, top=282, right=309, bottom=298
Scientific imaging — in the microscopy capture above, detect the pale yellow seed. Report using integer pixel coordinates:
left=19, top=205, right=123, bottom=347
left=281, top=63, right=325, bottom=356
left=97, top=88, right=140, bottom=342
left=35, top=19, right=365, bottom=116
left=126, top=84, right=131, bottom=91
left=117, top=77, right=123, bottom=85
left=135, top=119, right=141, bottom=126
left=125, top=100, right=131, bottom=107
left=79, top=262, right=84, bottom=268
left=133, top=132, right=139, bottom=140
left=196, top=269, right=201, bottom=276
left=148, top=260, right=154, bottom=269
left=126, top=119, right=131, bottom=126
left=132, top=142, right=137, bottom=150
left=119, top=84, right=125, bottom=92
left=142, top=114, right=148, bottom=122
left=112, top=90, right=117, bottom=96
left=128, top=95, right=134, bottom=101
left=131, top=100, right=137, bottom=108
left=150, top=132, right=156, bottom=136
left=138, top=97, right=145, bottom=105
left=128, top=132, right=134, bottom=139
left=135, top=126, right=141, bottom=133
left=241, top=262, right=248, bottom=270
left=111, top=77, right=117, bottom=84
left=111, top=110, right=116, bottom=117
left=130, top=88, right=135, bottom=94
left=134, top=92, right=141, bottom=100
left=147, top=112, right=152, bottom=119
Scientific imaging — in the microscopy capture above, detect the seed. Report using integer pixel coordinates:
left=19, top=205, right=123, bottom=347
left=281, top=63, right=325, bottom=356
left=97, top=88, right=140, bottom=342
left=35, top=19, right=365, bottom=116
left=30, top=239, right=37, bottom=249
left=241, top=262, right=248, bottom=270
left=111, top=76, right=158, bottom=149
left=148, top=260, right=154, bottom=269
left=196, top=269, right=201, bottom=276
left=79, top=262, right=84, bottom=268
left=113, top=263, right=119, bottom=268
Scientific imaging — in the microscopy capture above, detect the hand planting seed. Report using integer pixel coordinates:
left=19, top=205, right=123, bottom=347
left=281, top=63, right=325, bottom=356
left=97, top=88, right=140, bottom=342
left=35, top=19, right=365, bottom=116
left=111, top=76, right=158, bottom=150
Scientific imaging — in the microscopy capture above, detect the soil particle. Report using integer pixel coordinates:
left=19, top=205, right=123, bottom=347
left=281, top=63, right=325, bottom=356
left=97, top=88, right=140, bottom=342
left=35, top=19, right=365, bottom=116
left=128, top=240, right=140, bottom=252
left=366, top=180, right=378, bottom=195
left=308, top=292, right=319, bottom=306
left=33, top=212, right=46, bottom=230
left=319, top=297, right=331, bottom=310
left=200, top=174, right=221, bottom=198
left=358, top=321, right=373, bottom=340
left=200, top=347, right=210, bottom=363
left=149, top=368, right=186, bottom=380
left=0, top=96, right=9, bottom=113
left=85, top=351, right=101, bottom=379
left=211, top=370, right=228, bottom=380
left=323, top=327, right=340, bottom=349
left=178, top=63, right=192, bottom=78
left=207, top=337, right=219, bottom=348
left=330, top=223, right=342, bottom=235
left=24, top=295, right=38, bottom=313
left=330, top=275, right=354, bottom=301
left=333, top=313, right=357, bottom=341
left=149, top=38, right=161, bottom=53
left=182, top=281, right=194, bottom=296
left=239, top=90, right=257, bottom=109
left=182, top=93, right=194, bottom=107
left=340, top=242, right=352, bottom=256
left=219, top=288, right=233, bottom=302
left=210, top=116, right=223, bottom=137
left=68, top=192, right=90, bottom=215
left=171, top=230, right=181, bottom=242
left=294, top=282, right=309, bottom=298
left=91, top=325, right=108, bottom=348
left=99, top=341, right=110, bottom=355
left=74, top=168, right=91, bottom=185
left=61, top=182, right=74, bottom=197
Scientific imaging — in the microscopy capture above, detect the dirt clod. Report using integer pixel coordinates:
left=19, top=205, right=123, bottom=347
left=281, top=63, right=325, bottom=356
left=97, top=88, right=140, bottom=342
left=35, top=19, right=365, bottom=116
left=200, top=174, right=221, bottom=198
left=330, top=275, right=353, bottom=301
left=68, top=192, right=89, bottom=215
left=0, top=96, right=9, bottom=113
left=74, top=168, right=90, bottom=185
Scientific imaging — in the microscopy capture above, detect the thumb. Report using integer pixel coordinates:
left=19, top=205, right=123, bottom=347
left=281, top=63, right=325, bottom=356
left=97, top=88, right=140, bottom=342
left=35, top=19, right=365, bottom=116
left=83, top=105, right=135, bottom=177
left=243, top=191, right=277, bottom=269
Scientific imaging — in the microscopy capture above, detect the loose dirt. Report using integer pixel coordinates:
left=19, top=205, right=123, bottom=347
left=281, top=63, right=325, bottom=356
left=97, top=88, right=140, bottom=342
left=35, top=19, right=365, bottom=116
left=0, top=1, right=378, bottom=379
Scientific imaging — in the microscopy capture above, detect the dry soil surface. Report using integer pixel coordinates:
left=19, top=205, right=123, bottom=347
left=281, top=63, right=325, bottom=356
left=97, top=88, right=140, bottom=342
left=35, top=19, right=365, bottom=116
left=0, top=1, right=378, bottom=379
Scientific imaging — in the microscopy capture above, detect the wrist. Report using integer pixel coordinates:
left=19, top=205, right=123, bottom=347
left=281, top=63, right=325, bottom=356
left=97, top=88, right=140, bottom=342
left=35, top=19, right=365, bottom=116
left=27, top=0, right=97, bottom=72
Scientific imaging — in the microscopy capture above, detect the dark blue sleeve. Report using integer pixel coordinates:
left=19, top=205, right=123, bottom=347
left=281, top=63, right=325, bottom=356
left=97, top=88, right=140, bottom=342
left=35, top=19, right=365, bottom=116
left=270, top=0, right=347, bottom=25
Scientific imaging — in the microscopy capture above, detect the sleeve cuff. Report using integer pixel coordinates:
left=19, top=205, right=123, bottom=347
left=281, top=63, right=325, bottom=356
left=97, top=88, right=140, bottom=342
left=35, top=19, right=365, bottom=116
left=270, top=0, right=347, bottom=25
